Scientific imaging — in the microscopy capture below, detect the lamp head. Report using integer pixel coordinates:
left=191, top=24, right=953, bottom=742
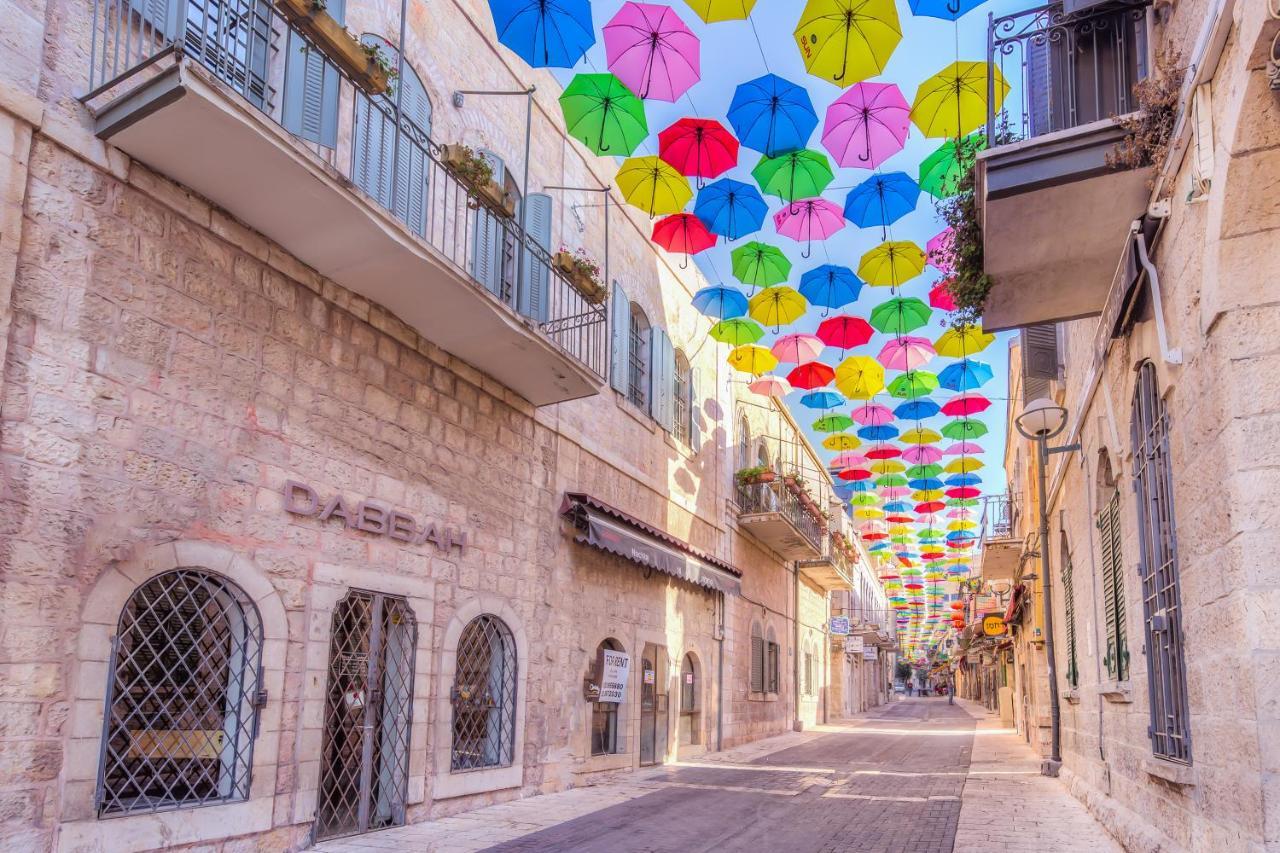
left=1015, top=397, right=1067, bottom=440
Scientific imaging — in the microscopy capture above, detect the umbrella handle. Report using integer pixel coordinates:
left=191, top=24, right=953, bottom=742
left=680, top=254, right=689, bottom=270
left=598, top=100, right=612, bottom=153
left=801, top=240, right=813, bottom=260
left=947, top=0, right=961, bottom=13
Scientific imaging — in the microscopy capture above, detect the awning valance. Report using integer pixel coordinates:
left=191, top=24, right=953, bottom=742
left=560, top=493, right=742, bottom=596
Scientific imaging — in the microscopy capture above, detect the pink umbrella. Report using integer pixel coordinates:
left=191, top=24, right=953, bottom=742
left=852, top=403, right=894, bottom=426
left=881, top=486, right=911, bottom=499
left=771, top=333, right=824, bottom=364
left=942, top=392, right=992, bottom=416
left=747, top=375, right=792, bottom=396
left=832, top=451, right=869, bottom=468
left=822, top=82, right=911, bottom=169
left=927, top=228, right=955, bottom=274
left=901, top=445, right=944, bottom=464
left=943, top=441, right=984, bottom=456
left=773, top=198, right=846, bottom=258
left=929, top=278, right=957, bottom=311
left=604, top=2, right=700, bottom=102
left=877, top=336, right=935, bottom=370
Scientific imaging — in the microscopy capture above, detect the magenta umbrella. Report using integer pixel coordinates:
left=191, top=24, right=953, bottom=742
left=773, top=197, right=846, bottom=258
left=604, top=2, right=700, bottom=102
left=901, top=444, right=944, bottom=464
left=881, top=486, right=912, bottom=499
left=771, top=333, right=824, bottom=364
left=822, top=82, right=911, bottom=169
left=832, top=451, right=870, bottom=468
left=927, top=227, right=955, bottom=274
left=942, top=392, right=992, bottom=416
left=943, top=441, right=984, bottom=456
left=877, top=336, right=935, bottom=370
left=851, top=403, right=894, bottom=426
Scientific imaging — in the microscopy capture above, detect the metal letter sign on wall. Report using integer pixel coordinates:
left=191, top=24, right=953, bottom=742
left=597, top=649, right=631, bottom=704
left=829, top=616, right=851, bottom=635
left=284, top=481, right=467, bottom=555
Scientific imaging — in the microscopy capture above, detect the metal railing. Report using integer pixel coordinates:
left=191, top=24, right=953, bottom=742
left=84, top=0, right=607, bottom=379
left=987, top=0, right=1150, bottom=144
left=979, top=492, right=1018, bottom=541
left=735, top=479, right=825, bottom=552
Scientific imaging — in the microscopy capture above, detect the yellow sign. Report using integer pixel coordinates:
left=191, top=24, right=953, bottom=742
left=982, top=614, right=1008, bottom=637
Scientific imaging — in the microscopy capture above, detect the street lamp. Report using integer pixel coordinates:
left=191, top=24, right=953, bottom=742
left=1013, top=397, right=1078, bottom=777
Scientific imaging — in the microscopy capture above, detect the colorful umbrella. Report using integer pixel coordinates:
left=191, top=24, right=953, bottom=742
left=489, top=0, right=595, bottom=68
left=944, top=457, right=984, bottom=474
left=946, top=473, right=982, bottom=487
left=859, top=241, right=927, bottom=288
left=732, top=242, right=792, bottom=288
left=871, top=460, right=906, bottom=474
left=835, top=355, right=885, bottom=399
left=859, top=424, right=900, bottom=441
left=843, top=172, right=921, bottom=238
left=868, top=296, right=932, bottom=334
left=748, top=374, right=793, bottom=396
left=929, top=278, right=958, bottom=311
left=695, top=179, right=768, bottom=240
left=900, top=426, right=941, bottom=445
left=709, top=317, right=764, bottom=345
left=727, top=344, right=778, bottom=374
left=814, top=414, right=855, bottom=432
left=798, top=265, right=862, bottom=315
left=926, top=228, right=955, bottom=274
left=901, top=444, right=943, bottom=464
left=659, top=118, right=740, bottom=185
left=692, top=284, right=748, bottom=319
left=793, top=0, right=902, bottom=85
left=652, top=213, right=716, bottom=265
left=559, top=73, right=648, bottom=155
left=943, top=441, right=984, bottom=456
left=942, top=419, right=988, bottom=440
left=919, top=133, right=986, bottom=199
left=941, top=392, right=991, bottom=416
left=821, top=81, right=911, bottom=168
left=683, top=0, right=756, bottom=23
left=935, top=324, right=995, bottom=357
left=604, top=2, right=701, bottom=102
left=801, top=390, right=843, bottom=408
left=618, top=156, right=692, bottom=216
left=823, top=434, right=863, bottom=450
left=788, top=361, right=836, bottom=389
left=906, top=464, right=944, bottom=478
left=894, top=399, right=941, bottom=420
left=851, top=402, right=894, bottom=425
left=727, top=74, right=819, bottom=157
left=938, top=360, right=993, bottom=391
left=772, top=333, right=825, bottom=364
left=817, top=315, right=874, bottom=350
left=888, top=370, right=940, bottom=399
left=748, top=285, right=807, bottom=330
left=752, top=150, right=835, bottom=206
left=773, top=198, right=847, bottom=257
left=877, top=336, right=935, bottom=370
left=911, top=61, right=1010, bottom=139
left=907, top=0, right=987, bottom=20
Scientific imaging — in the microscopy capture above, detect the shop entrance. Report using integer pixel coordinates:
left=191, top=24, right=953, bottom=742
left=315, top=591, right=416, bottom=841
left=638, top=642, right=668, bottom=766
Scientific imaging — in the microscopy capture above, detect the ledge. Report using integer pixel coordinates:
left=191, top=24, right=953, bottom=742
left=432, top=762, right=522, bottom=800
left=1142, top=757, right=1197, bottom=787
left=1099, top=680, right=1134, bottom=704
left=574, top=752, right=634, bottom=775
left=1063, top=688, right=1081, bottom=705
left=748, top=691, right=780, bottom=703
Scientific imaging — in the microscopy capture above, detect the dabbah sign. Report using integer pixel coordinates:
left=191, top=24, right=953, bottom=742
left=283, top=480, right=468, bottom=555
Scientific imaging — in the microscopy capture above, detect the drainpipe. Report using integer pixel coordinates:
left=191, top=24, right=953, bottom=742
left=716, top=590, right=725, bottom=752
left=793, top=561, right=801, bottom=731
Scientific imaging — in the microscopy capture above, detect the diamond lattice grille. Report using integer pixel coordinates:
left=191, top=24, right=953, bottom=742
left=451, top=615, right=517, bottom=771
left=97, top=569, right=263, bottom=816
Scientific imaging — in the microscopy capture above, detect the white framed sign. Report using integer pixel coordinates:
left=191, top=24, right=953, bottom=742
left=598, top=650, right=631, bottom=704
left=844, top=635, right=864, bottom=654
left=862, top=646, right=878, bottom=661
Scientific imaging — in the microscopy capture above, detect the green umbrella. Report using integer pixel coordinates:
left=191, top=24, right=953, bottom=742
left=559, top=73, right=648, bottom=156
left=918, top=132, right=986, bottom=199
left=814, top=414, right=855, bottom=432
left=869, top=297, right=933, bottom=334
left=941, top=418, right=989, bottom=440
left=888, top=370, right=939, bottom=399
left=751, top=149, right=835, bottom=203
left=948, top=497, right=980, bottom=507
left=890, top=535, right=914, bottom=545
left=850, top=494, right=881, bottom=506
left=916, top=528, right=946, bottom=539
left=709, top=318, right=765, bottom=346
left=732, top=242, right=792, bottom=288
left=876, top=474, right=910, bottom=487
left=906, top=464, right=944, bottom=479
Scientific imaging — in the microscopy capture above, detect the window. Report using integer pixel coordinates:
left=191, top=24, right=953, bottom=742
left=451, top=614, right=517, bottom=770
left=766, top=630, right=780, bottom=694
left=803, top=647, right=815, bottom=696
left=1131, top=362, right=1191, bottom=763
left=628, top=305, right=650, bottom=409
left=591, top=639, right=624, bottom=756
left=737, top=415, right=751, bottom=471
left=97, top=569, right=264, bottom=815
left=679, top=653, right=700, bottom=746
left=1096, top=455, right=1129, bottom=682
left=1061, top=536, right=1079, bottom=689
left=749, top=622, right=764, bottom=693
left=673, top=350, right=692, bottom=445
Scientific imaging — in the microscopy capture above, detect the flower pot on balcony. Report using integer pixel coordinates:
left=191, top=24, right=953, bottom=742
left=274, top=0, right=390, bottom=96
left=553, top=251, right=608, bottom=305
left=441, top=144, right=517, bottom=218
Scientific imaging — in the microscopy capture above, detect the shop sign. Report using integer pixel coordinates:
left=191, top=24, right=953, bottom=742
left=829, top=616, right=851, bottom=635
left=845, top=635, right=864, bottom=654
left=982, top=614, right=1008, bottom=637
left=284, top=480, right=467, bottom=555
left=861, top=646, right=878, bottom=661
left=597, top=649, right=630, bottom=704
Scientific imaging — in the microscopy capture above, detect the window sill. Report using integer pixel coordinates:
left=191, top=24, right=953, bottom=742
left=1063, top=688, right=1081, bottom=704
left=576, top=752, right=634, bottom=775
left=1099, top=680, right=1133, bottom=703
left=58, top=797, right=273, bottom=851
left=664, top=430, right=695, bottom=459
left=748, top=691, right=780, bottom=702
left=1143, top=757, right=1196, bottom=786
left=615, top=391, right=658, bottom=432
left=432, top=763, right=522, bottom=800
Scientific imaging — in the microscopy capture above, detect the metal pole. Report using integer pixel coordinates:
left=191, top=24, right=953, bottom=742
left=389, top=0, right=409, bottom=218
left=1037, top=433, right=1063, bottom=774
left=986, top=11, right=996, bottom=143
left=517, top=87, right=534, bottom=304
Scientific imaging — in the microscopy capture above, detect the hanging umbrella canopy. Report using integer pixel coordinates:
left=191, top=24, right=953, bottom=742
left=849, top=492, right=880, bottom=505
left=901, top=426, right=942, bottom=444
left=852, top=402, right=894, bottom=425
left=871, top=459, right=906, bottom=475
left=801, top=390, right=843, bottom=408
left=793, top=0, right=902, bottom=85
left=814, top=414, right=856, bottom=432
left=728, top=74, right=819, bottom=157
left=817, top=315, right=874, bottom=350
left=683, top=0, right=757, bottom=23
left=748, top=285, right=807, bottom=328
left=859, top=424, right=900, bottom=441
left=945, top=457, right=983, bottom=474
left=902, top=444, right=943, bottom=464
left=659, top=118, right=740, bottom=182
left=617, top=156, right=692, bottom=216
left=709, top=317, right=764, bottom=345
left=822, top=81, right=910, bottom=168
left=747, top=374, right=793, bottom=396
left=695, top=179, right=768, bottom=240
left=835, top=355, right=885, bottom=399
left=489, top=0, right=595, bottom=68
left=772, top=333, right=825, bottom=364
left=752, top=149, right=835, bottom=203
left=907, top=463, right=944, bottom=479
left=936, top=324, right=996, bottom=357
left=938, top=359, right=993, bottom=391
left=918, top=132, right=986, bottom=199
left=843, top=172, right=921, bottom=234
left=733, top=242, right=793, bottom=287
left=889, top=370, right=940, bottom=399
left=727, top=344, right=778, bottom=374
left=943, top=441, right=984, bottom=456
left=833, top=451, right=870, bottom=468
left=908, top=0, right=987, bottom=20
left=894, top=399, right=941, bottom=420
left=911, top=62, right=1010, bottom=139
left=653, top=213, right=716, bottom=256
left=799, top=265, right=862, bottom=314
left=941, top=392, right=992, bottom=416
left=929, top=278, right=958, bottom=311
left=859, top=241, right=927, bottom=288
left=877, top=336, right=935, bottom=371
left=788, top=361, right=836, bottom=389
left=604, top=2, right=701, bottom=101
left=869, top=296, right=932, bottom=333
left=839, top=467, right=872, bottom=480
left=559, top=73, right=649, bottom=156
left=926, top=227, right=955, bottom=274
left=692, top=284, right=749, bottom=319
left=946, top=473, right=982, bottom=487
left=942, top=419, right=989, bottom=440
left=773, top=198, right=847, bottom=257
left=823, top=433, right=862, bottom=450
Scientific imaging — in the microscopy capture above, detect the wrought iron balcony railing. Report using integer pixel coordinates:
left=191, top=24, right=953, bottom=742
left=85, top=0, right=607, bottom=379
left=735, top=479, right=825, bottom=552
left=979, top=493, right=1018, bottom=541
left=987, top=0, right=1150, bottom=144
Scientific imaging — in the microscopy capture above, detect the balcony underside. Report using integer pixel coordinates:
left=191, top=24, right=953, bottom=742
left=981, top=539, right=1021, bottom=582
left=738, top=513, right=822, bottom=561
left=978, top=118, right=1151, bottom=332
left=94, top=61, right=601, bottom=406
left=797, top=558, right=853, bottom=592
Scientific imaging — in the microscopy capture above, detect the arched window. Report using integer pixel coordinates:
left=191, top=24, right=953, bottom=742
left=673, top=350, right=693, bottom=445
left=451, top=615, right=517, bottom=770
left=679, top=653, right=700, bottom=746
left=1095, top=451, right=1128, bottom=681
left=628, top=305, right=651, bottom=409
left=591, top=638, right=625, bottom=756
left=749, top=622, right=765, bottom=693
left=737, top=415, right=751, bottom=471
left=97, top=570, right=264, bottom=815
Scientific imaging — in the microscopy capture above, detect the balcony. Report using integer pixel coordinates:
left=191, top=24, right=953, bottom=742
left=796, top=532, right=855, bottom=591
left=979, top=493, right=1020, bottom=582
left=82, top=0, right=606, bottom=405
left=977, top=0, right=1152, bottom=331
left=735, top=479, right=825, bottom=561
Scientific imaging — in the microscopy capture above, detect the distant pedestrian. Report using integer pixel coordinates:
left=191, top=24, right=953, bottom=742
left=906, top=682, right=913, bottom=697
left=946, top=681, right=953, bottom=705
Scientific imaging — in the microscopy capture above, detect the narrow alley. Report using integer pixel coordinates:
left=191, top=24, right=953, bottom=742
left=314, top=698, right=1121, bottom=853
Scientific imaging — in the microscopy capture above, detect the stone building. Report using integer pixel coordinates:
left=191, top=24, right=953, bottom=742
left=0, top=0, right=870, bottom=850
left=974, top=0, right=1280, bottom=850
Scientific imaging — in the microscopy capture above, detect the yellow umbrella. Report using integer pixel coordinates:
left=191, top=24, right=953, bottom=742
left=935, top=324, right=996, bottom=357
left=617, top=156, right=693, bottom=217
left=888, top=524, right=914, bottom=536
left=870, top=459, right=906, bottom=474
left=859, top=241, right=926, bottom=288
left=910, top=61, right=1010, bottom=139
left=900, top=427, right=942, bottom=444
left=912, top=489, right=944, bottom=502
left=855, top=507, right=885, bottom=519
left=823, top=433, right=862, bottom=451
left=726, top=344, right=778, bottom=375
left=748, top=286, right=807, bottom=329
left=793, top=0, right=901, bottom=86
left=944, top=457, right=984, bottom=474
left=834, top=355, right=884, bottom=399
left=948, top=519, right=978, bottom=531
left=684, top=0, right=756, bottom=22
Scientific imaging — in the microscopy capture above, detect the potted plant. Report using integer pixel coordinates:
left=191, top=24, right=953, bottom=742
left=440, top=144, right=516, bottom=217
left=735, top=465, right=775, bottom=485
left=274, top=0, right=393, bottom=95
left=553, top=246, right=607, bottom=304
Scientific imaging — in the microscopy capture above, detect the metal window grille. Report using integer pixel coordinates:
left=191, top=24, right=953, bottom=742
left=628, top=308, right=649, bottom=409
left=804, top=651, right=814, bottom=696
left=1097, top=490, right=1129, bottom=681
left=1061, top=536, right=1079, bottom=688
left=96, top=569, right=263, bottom=816
left=673, top=357, right=691, bottom=445
left=1131, top=361, right=1191, bottom=764
left=766, top=640, right=780, bottom=694
left=451, top=615, right=517, bottom=771
left=590, top=640, right=622, bottom=756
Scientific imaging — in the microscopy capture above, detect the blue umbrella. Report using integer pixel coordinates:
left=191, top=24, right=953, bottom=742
left=844, top=172, right=921, bottom=238
left=727, top=74, right=819, bottom=157
left=695, top=179, right=768, bottom=240
left=868, top=542, right=889, bottom=551
left=834, top=484, right=857, bottom=500
left=946, top=473, right=982, bottom=487
left=893, top=400, right=941, bottom=420
left=884, top=501, right=912, bottom=513
left=488, top=0, right=595, bottom=68
left=909, top=477, right=945, bottom=491
left=799, top=265, right=863, bottom=316
left=947, top=530, right=978, bottom=542
left=692, top=285, right=749, bottom=319
left=800, top=390, right=844, bottom=409
left=849, top=480, right=875, bottom=492
left=858, top=424, right=900, bottom=441
left=938, top=359, right=994, bottom=391
left=908, top=0, right=988, bottom=21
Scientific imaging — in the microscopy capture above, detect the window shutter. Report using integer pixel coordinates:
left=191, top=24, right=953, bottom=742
left=766, top=643, right=779, bottom=693
left=1190, top=82, right=1214, bottom=197
left=1020, top=324, right=1060, bottom=403
left=688, top=368, right=701, bottom=450
left=750, top=635, right=763, bottom=693
left=130, top=0, right=180, bottom=41
left=282, top=0, right=343, bottom=148
left=1098, top=492, right=1127, bottom=681
left=1025, top=37, right=1052, bottom=137
left=609, top=282, right=631, bottom=394
left=1061, top=541, right=1079, bottom=688
left=650, top=328, right=674, bottom=430
left=471, top=152, right=506, bottom=298
left=394, top=68, right=432, bottom=237
left=519, top=193, right=553, bottom=323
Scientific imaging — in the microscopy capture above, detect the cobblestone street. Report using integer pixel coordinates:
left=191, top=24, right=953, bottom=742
left=313, top=698, right=1121, bottom=853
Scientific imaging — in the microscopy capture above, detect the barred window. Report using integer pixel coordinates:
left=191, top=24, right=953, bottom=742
left=97, top=569, right=264, bottom=816
left=673, top=351, right=693, bottom=445
left=451, top=615, right=517, bottom=771
left=628, top=305, right=650, bottom=409
left=737, top=415, right=751, bottom=471
left=803, top=649, right=815, bottom=696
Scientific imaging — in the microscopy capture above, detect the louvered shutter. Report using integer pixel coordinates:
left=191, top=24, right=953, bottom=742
left=129, top=0, right=180, bottom=42
left=688, top=368, right=700, bottom=451
left=471, top=152, right=506, bottom=298
left=609, top=282, right=630, bottom=394
left=650, top=328, right=674, bottom=430
left=1020, top=324, right=1059, bottom=403
left=1062, top=542, right=1079, bottom=688
left=393, top=64, right=432, bottom=237
left=282, top=0, right=343, bottom=148
left=1025, top=37, right=1052, bottom=136
left=1098, top=492, right=1128, bottom=681
left=766, top=642, right=779, bottom=693
left=519, top=193, right=552, bottom=323
left=750, top=635, right=763, bottom=693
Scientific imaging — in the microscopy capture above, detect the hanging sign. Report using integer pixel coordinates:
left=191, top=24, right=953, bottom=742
left=982, top=614, right=1008, bottom=637
left=829, top=616, right=851, bottom=635
left=862, top=646, right=879, bottom=661
left=845, top=635, right=864, bottom=654
left=597, top=649, right=631, bottom=704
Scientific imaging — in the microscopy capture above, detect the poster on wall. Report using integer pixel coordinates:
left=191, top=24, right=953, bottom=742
left=598, top=649, right=631, bottom=704
left=829, top=616, right=851, bottom=635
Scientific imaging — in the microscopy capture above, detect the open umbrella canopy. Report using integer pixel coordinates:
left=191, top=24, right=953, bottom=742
left=659, top=118, right=739, bottom=182
left=727, top=344, right=779, bottom=374
left=793, top=0, right=902, bottom=85
left=943, top=441, right=985, bottom=456
left=695, top=179, right=768, bottom=239
left=859, top=424, right=900, bottom=441
left=911, top=62, right=1009, bottom=139
left=652, top=213, right=717, bottom=256
left=772, top=333, right=825, bottom=363
left=727, top=73, right=819, bottom=157
left=938, top=359, right=993, bottom=391
left=752, top=149, right=835, bottom=203
left=788, top=360, right=836, bottom=389
left=748, top=285, right=807, bottom=328
left=604, top=2, right=701, bottom=101
left=817, top=315, right=874, bottom=350
left=888, top=370, right=940, bottom=399
left=869, top=296, right=932, bottom=333
left=799, top=265, right=863, bottom=312
left=692, top=284, right=749, bottom=319
left=682, top=0, right=757, bottom=22
left=822, top=81, right=911, bottom=168
left=747, top=374, right=792, bottom=396
left=919, top=132, right=985, bottom=198
left=732, top=241, right=793, bottom=287
left=709, top=317, right=764, bottom=345
left=559, top=73, right=649, bottom=155
left=871, top=459, right=906, bottom=474
left=859, top=241, right=927, bottom=288
left=936, top=324, right=996, bottom=357
left=843, top=172, right=921, bottom=233
left=814, top=413, right=856, bottom=432
left=942, top=392, right=992, bottom=416
left=617, top=156, right=692, bottom=215
left=489, top=0, right=595, bottom=68
left=852, top=402, right=894, bottom=425
left=945, top=457, right=984, bottom=474
left=773, top=198, right=847, bottom=256
left=835, top=355, right=885, bottom=399
left=902, top=444, right=943, bottom=464
left=941, top=418, right=989, bottom=440
left=926, top=227, right=955, bottom=274
left=928, top=278, right=958, bottom=311
left=908, top=0, right=987, bottom=20
left=894, top=399, right=941, bottom=420
left=801, top=390, right=844, bottom=409
left=901, top=426, right=942, bottom=444
left=823, top=433, right=863, bottom=450
left=877, top=336, right=935, bottom=370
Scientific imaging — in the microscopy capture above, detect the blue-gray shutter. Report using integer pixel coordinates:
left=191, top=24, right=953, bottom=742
left=282, top=0, right=344, bottom=148
left=471, top=151, right=506, bottom=298
left=519, top=193, right=552, bottom=323
left=650, top=327, right=674, bottom=431
left=181, top=0, right=270, bottom=109
left=1026, top=38, right=1053, bottom=136
left=393, top=62, right=432, bottom=237
left=130, top=0, right=180, bottom=42
left=688, top=367, right=700, bottom=450
left=609, top=282, right=630, bottom=394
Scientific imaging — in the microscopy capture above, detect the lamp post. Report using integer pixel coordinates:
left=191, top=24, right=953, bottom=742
left=1013, top=398, right=1079, bottom=777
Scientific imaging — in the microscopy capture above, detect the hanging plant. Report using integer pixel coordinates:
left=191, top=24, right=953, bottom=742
left=553, top=246, right=607, bottom=304
left=1106, top=49, right=1185, bottom=185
